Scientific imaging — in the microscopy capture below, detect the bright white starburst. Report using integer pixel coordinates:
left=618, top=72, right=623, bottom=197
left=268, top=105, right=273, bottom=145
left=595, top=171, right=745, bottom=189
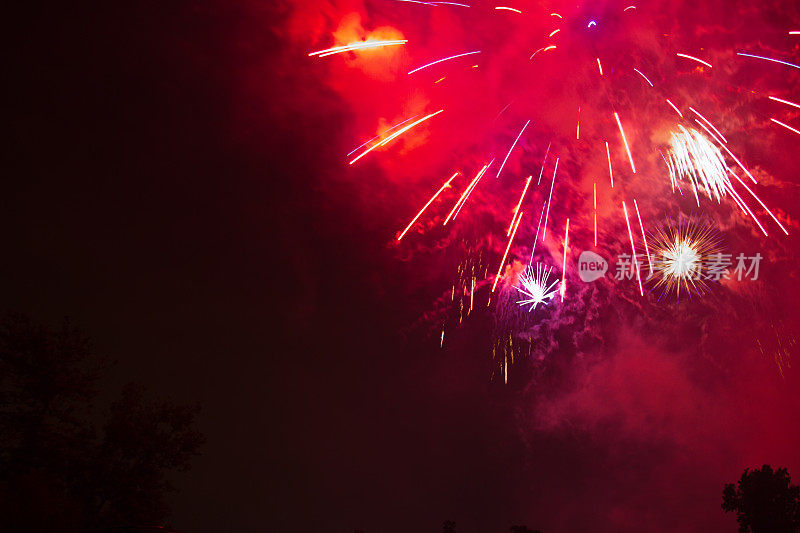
left=661, top=238, right=702, bottom=279
left=649, top=219, right=724, bottom=297
left=515, top=263, right=560, bottom=311
left=664, top=126, right=733, bottom=204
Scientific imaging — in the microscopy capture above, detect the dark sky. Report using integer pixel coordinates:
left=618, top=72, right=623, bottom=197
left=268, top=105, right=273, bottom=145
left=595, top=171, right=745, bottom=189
left=4, top=1, right=800, bottom=532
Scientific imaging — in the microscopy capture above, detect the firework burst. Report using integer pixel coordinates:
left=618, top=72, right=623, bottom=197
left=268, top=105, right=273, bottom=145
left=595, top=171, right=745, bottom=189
left=303, top=0, right=795, bottom=379
left=665, top=126, right=731, bottom=204
left=648, top=219, right=725, bottom=298
left=515, top=263, right=559, bottom=311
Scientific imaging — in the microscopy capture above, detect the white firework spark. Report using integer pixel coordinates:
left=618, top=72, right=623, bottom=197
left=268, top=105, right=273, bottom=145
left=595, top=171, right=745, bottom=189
left=665, top=126, right=732, bottom=205
left=515, top=263, right=559, bottom=311
left=649, top=219, right=724, bottom=298
left=660, top=239, right=701, bottom=279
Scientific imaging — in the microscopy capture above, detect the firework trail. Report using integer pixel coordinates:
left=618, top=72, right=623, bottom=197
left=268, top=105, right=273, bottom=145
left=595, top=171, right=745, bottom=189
left=349, top=110, right=443, bottom=165
left=507, top=175, right=532, bottom=236
left=622, top=201, right=644, bottom=297
left=560, top=218, right=570, bottom=302
left=634, top=199, right=652, bottom=275
left=397, top=171, right=459, bottom=240
left=664, top=126, right=787, bottom=236
left=613, top=112, right=636, bottom=174
left=497, top=120, right=531, bottom=179
left=444, top=162, right=491, bottom=224
left=665, top=126, right=731, bottom=204
left=305, top=0, right=797, bottom=379
left=675, top=52, right=713, bottom=69
left=309, top=39, right=408, bottom=57
left=492, top=210, right=524, bottom=292
left=408, top=50, right=482, bottom=75
left=529, top=200, right=547, bottom=264
left=541, top=157, right=558, bottom=242
left=593, top=182, right=598, bottom=247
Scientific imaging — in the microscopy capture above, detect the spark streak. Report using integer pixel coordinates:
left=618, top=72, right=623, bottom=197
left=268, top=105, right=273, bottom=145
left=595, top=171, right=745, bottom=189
left=597, top=58, right=603, bottom=75
left=347, top=115, right=419, bottom=156
left=349, top=110, right=444, bottom=164
left=710, top=134, right=757, bottom=183
left=771, top=118, right=800, bottom=136
left=728, top=169, right=788, bottom=235
left=665, top=127, right=779, bottom=235
left=537, top=142, right=551, bottom=184
left=507, top=176, right=532, bottom=235
left=690, top=107, right=727, bottom=143
left=529, top=201, right=547, bottom=264
left=497, top=120, right=530, bottom=178
left=726, top=172, right=770, bottom=236
left=495, top=6, right=522, bottom=13
left=605, top=141, right=614, bottom=187
left=594, top=182, right=597, bottom=247
left=614, top=112, right=636, bottom=173
left=666, top=99, right=683, bottom=117
left=737, top=52, right=800, bottom=70
left=676, top=53, right=713, bottom=68
left=666, top=126, right=730, bottom=203
left=469, top=277, right=475, bottom=314
left=634, top=199, right=652, bottom=273
left=560, top=218, right=569, bottom=301
left=444, top=163, right=489, bottom=224
left=529, top=45, right=556, bottom=59
left=492, top=211, right=524, bottom=292
left=408, top=51, right=482, bottom=74
left=397, top=172, right=459, bottom=240
left=633, top=68, right=653, bottom=86
left=541, top=157, right=558, bottom=241
left=622, top=201, right=644, bottom=296
left=309, top=39, right=408, bottom=57
left=769, top=96, right=800, bottom=110
left=693, top=118, right=726, bottom=147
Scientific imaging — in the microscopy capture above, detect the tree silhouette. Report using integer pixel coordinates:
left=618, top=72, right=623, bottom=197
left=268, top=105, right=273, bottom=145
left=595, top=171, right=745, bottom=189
left=442, top=519, right=457, bottom=533
left=0, top=314, right=204, bottom=531
left=722, top=464, right=800, bottom=533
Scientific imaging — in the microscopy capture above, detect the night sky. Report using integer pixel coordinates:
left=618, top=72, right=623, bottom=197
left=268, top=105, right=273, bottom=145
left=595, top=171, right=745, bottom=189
left=5, top=1, right=800, bottom=531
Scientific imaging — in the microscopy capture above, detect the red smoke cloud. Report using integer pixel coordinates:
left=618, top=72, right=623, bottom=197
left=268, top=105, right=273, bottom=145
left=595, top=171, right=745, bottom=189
left=252, top=0, right=800, bottom=530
